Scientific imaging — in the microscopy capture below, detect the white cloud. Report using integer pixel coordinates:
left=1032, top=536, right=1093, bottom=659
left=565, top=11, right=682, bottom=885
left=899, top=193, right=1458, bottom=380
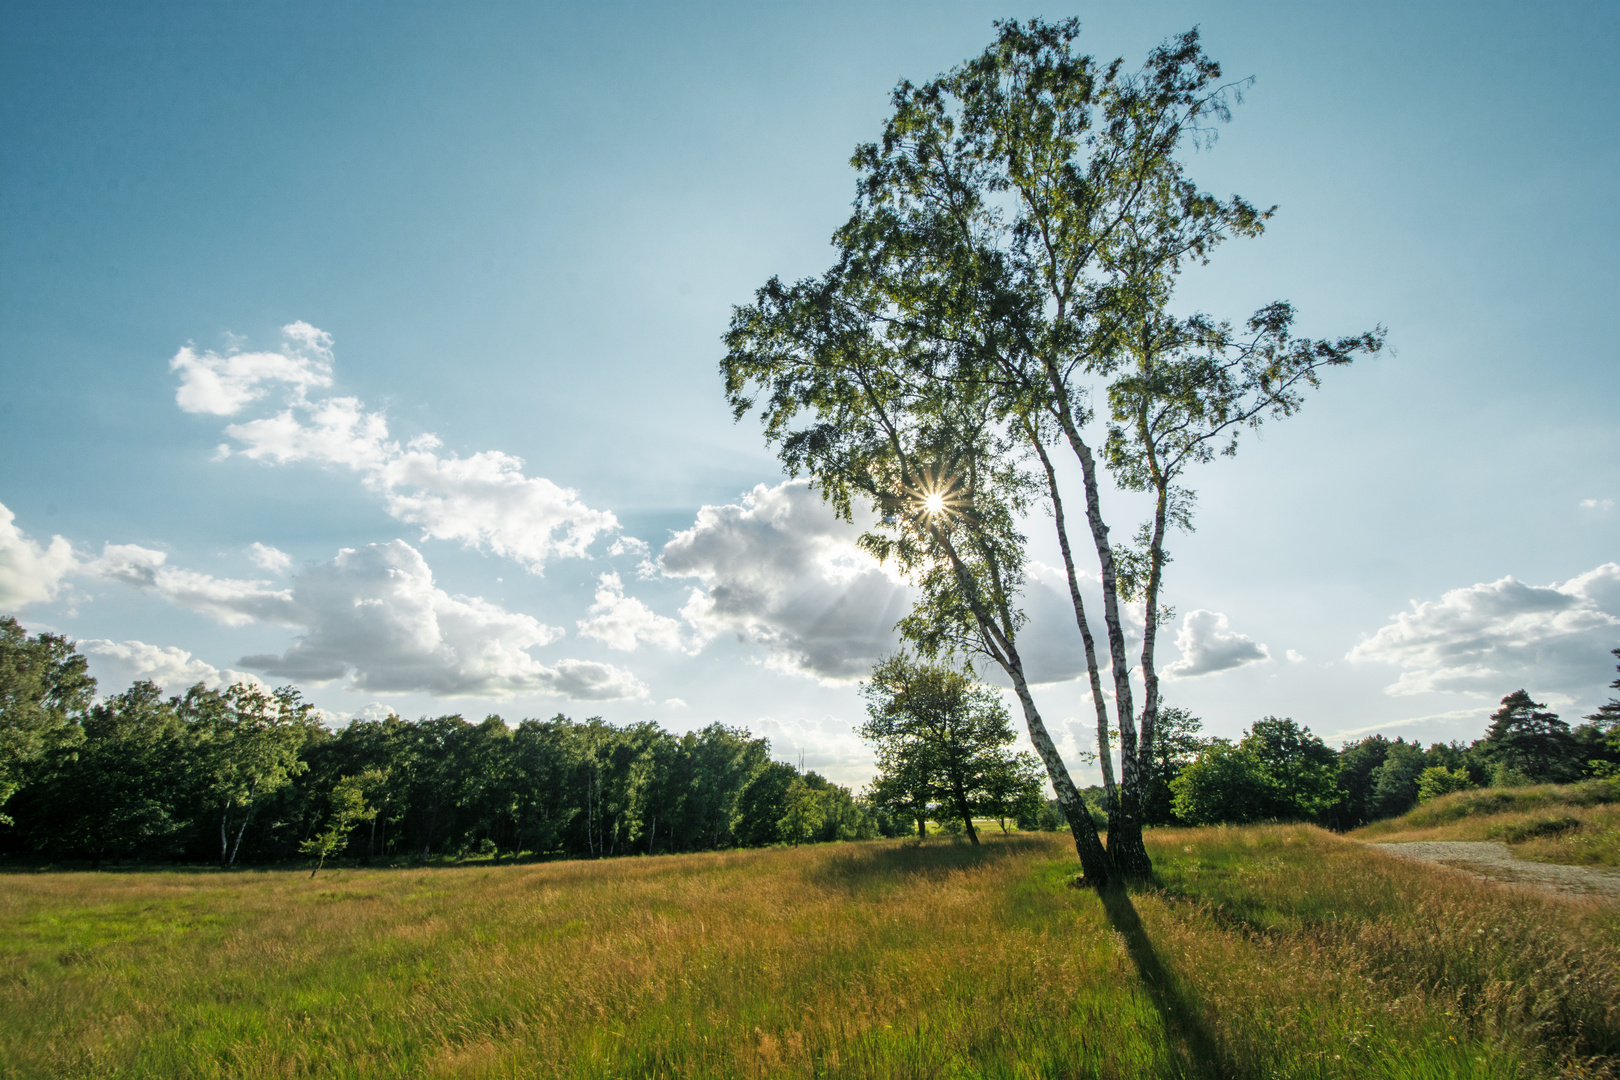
left=219, top=392, right=616, bottom=574
left=375, top=444, right=616, bottom=571
left=78, top=638, right=263, bottom=695
left=170, top=321, right=334, bottom=416
left=1163, top=609, right=1271, bottom=678
left=1286, top=649, right=1306, bottom=663
left=234, top=539, right=645, bottom=700
left=83, top=544, right=297, bottom=627
left=608, top=536, right=650, bottom=558
left=1014, top=561, right=1142, bottom=686
left=655, top=482, right=1129, bottom=686
left=542, top=659, right=649, bottom=702
left=1579, top=497, right=1615, bottom=511
left=663, top=697, right=689, bottom=710
left=0, top=501, right=76, bottom=610
left=577, top=571, right=688, bottom=652
left=660, top=480, right=912, bottom=681
left=1347, top=563, right=1620, bottom=697
left=247, top=542, right=292, bottom=573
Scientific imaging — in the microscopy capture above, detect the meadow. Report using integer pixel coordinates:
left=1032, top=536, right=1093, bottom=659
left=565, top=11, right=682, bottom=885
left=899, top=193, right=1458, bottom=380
left=2, top=825, right=1616, bottom=1080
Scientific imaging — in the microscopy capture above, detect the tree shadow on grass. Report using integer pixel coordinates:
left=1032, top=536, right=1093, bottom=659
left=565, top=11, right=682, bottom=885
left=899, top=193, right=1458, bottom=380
left=804, top=834, right=1045, bottom=893
left=1099, top=883, right=1237, bottom=1080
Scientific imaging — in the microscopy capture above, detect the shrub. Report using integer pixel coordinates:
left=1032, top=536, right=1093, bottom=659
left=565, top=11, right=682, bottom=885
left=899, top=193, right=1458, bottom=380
left=1415, top=765, right=1472, bottom=803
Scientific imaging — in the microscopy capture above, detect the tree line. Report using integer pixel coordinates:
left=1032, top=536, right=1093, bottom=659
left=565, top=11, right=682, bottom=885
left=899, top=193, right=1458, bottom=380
left=0, top=617, right=891, bottom=868
left=857, top=651, right=1620, bottom=836
left=1103, top=652, right=1620, bottom=830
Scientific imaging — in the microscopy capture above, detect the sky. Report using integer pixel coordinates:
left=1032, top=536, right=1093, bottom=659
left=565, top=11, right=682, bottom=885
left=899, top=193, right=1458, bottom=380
left=2, top=0, right=1616, bottom=787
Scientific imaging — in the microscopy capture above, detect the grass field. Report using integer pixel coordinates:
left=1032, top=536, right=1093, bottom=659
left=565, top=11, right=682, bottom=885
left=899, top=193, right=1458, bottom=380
left=1353, top=779, right=1620, bottom=867
left=3, top=825, right=1616, bottom=1079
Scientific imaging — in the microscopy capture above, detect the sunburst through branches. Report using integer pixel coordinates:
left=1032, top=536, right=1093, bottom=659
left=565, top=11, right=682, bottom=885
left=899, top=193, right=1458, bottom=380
left=905, top=465, right=968, bottom=524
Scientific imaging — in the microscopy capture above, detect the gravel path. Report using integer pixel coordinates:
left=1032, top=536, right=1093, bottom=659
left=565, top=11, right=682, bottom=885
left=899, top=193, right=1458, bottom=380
left=1371, top=841, right=1620, bottom=897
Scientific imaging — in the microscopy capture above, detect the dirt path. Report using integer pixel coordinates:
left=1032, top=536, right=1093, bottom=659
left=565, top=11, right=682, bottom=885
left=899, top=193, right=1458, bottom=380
left=1372, top=840, right=1620, bottom=897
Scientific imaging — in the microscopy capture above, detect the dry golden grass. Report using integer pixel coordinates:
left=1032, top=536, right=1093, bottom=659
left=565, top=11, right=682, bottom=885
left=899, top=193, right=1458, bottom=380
left=2, top=827, right=1615, bottom=1079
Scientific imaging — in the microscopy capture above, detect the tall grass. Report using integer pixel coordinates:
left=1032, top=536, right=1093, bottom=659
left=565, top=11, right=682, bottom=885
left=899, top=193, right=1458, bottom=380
left=2, top=827, right=1613, bottom=1079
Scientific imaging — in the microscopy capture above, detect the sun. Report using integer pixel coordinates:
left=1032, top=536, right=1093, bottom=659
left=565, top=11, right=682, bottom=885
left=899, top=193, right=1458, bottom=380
left=923, top=492, right=947, bottom=515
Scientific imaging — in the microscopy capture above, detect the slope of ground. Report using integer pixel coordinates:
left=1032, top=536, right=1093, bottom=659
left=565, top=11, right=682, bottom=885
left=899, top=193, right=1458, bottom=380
left=1372, top=840, right=1620, bottom=897
left=2, top=827, right=1616, bottom=1079
left=1353, top=779, right=1620, bottom=868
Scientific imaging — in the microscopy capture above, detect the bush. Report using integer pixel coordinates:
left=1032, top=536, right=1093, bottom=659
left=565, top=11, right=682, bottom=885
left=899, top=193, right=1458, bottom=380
left=1415, top=766, right=1472, bottom=803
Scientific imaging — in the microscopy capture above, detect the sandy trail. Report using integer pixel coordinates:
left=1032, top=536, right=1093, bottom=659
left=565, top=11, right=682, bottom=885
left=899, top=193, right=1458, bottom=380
left=1372, top=840, right=1620, bottom=897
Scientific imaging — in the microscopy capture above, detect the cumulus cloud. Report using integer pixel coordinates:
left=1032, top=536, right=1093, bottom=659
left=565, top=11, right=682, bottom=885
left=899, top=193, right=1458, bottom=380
left=233, top=539, right=647, bottom=699
left=1580, top=497, right=1615, bottom=512
left=83, top=544, right=297, bottom=627
left=0, top=501, right=76, bottom=610
left=577, top=571, right=688, bottom=652
left=78, top=638, right=263, bottom=695
left=233, top=540, right=645, bottom=700
left=1014, top=561, right=1142, bottom=686
left=1347, top=563, right=1620, bottom=697
left=75, top=532, right=642, bottom=702
left=181, top=325, right=617, bottom=574
left=1163, top=609, right=1270, bottom=678
left=660, top=480, right=912, bottom=681
left=608, top=536, right=650, bottom=558
left=541, top=659, right=649, bottom=702
left=654, top=482, right=1130, bottom=686
left=247, top=542, right=292, bottom=573
left=171, top=321, right=334, bottom=416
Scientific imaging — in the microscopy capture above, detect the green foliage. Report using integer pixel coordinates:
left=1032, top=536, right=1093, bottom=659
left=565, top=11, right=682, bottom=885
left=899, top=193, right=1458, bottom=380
left=777, top=777, right=825, bottom=846
left=1415, top=765, right=1473, bottom=803
left=1366, top=740, right=1427, bottom=819
left=299, top=772, right=377, bottom=878
left=1171, top=718, right=1337, bottom=825
left=1479, top=690, right=1581, bottom=785
left=0, top=617, right=93, bottom=823
left=0, top=661, right=862, bottom=865
left=1140, top=705, right=1206, bottom=825
left=1170, top=740, right=1269, bottom=825
left=858, top=654, right=1041, bottom=844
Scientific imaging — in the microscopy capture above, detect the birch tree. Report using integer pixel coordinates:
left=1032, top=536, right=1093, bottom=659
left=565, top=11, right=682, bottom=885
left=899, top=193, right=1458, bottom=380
left=726, top=17, right=1380, bottom=877
left=191, top=682, right=314, bottom=869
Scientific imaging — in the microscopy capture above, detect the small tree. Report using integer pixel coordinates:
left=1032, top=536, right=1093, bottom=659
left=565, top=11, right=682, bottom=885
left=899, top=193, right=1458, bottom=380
left=300, top=772, right=377, bottom=878
left=777, top=777, right=825, bottom=847
left=859, top=655, right=1031, bottom=845
left=1416, top=766, right=1473, bottom=803
left=189, top=682, right=316, bottom=868
left=1366, top=740, right=1427, bottom=819
left=1169, top=740, right=1269, bottom=825
left=1140, top=705, right=1206, bottom=825
left=1171, top=717, right=1337, bottom=824
left=980, top=752, right=1046, bottom=834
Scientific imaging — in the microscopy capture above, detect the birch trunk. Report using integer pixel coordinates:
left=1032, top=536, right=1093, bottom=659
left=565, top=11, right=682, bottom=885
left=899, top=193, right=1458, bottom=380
left=1044, top=383, right=1153, bottom=877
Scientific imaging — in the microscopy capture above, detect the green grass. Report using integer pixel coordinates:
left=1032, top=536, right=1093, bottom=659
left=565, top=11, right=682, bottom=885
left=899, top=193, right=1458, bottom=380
left=1353, top=779, right=1620, bottom=867
left=2, top=826, right=1615, bottom=1079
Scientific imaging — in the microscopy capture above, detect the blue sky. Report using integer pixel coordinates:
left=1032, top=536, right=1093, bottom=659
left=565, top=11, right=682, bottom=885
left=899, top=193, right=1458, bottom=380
left=2, top=0, right=1616, bottom=784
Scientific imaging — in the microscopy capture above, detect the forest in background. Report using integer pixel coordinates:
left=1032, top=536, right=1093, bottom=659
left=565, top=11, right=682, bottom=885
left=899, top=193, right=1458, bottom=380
left=3, top=616, right=1617, bottom=869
